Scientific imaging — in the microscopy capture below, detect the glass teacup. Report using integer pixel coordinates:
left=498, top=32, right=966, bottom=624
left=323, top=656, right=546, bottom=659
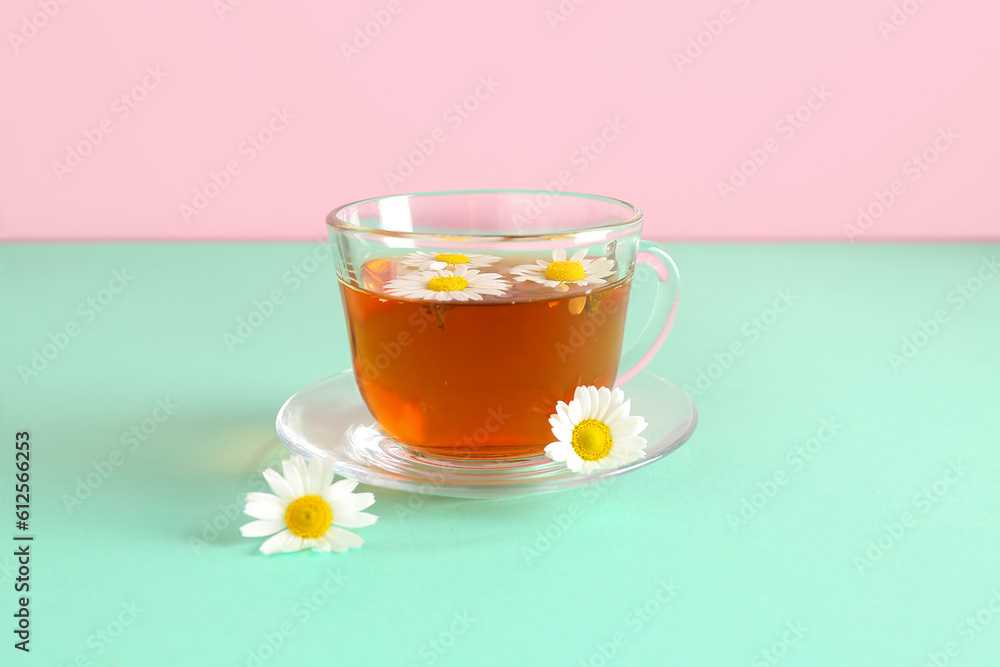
left=328, top=190, right=679, bottom=460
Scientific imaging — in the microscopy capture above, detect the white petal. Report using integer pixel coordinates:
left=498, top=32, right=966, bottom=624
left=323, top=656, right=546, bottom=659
left=603, top=400, right=630, bottom=426
left=613, top=435, right=648, bottom=451
left=324, top=478, right=360, bottom=503
left=565, top=452, right=584, bottom=472
left=281, top=461, right=306, bottom=498
left=334, top=511, right=378, bottom=528
left=325, top=526, right=364, bottom=551
left=429, top=261, right=446, bottom=270
left=548, top=411, right=569, bottom=429
left=317, top=534, right=348, bottom=553
left=555, top=401, right=572, bottom=425
left=611, top=449, right=646, bottom=466
left=551, top=422, right=572, bottom=443
left=577, top=387, right=592, bottom=418
left=262, top=468, right=295, bottom=501
left=245, top=491, right=281, bottom=506
left=587, top=386, right=602, bottom=419
left=259, top=529, right=298, bottom=554
left=610, top=387, right=625, bottom=406
left=310, top=539, right=333, bottom=553
left=244, top=501, right=285, bottom=520
left=595, top=387, right=612, bottom=421
left=332, top=491, right=376, bottom=514
left=545, top=441, right=571, bottom=462
left=553, top=248, right=567, bottom=261
left=314, top=457, right=337, bottom=491
left=608, top=416, right=647, bottom=437
left=571, top=249, right=587, bottom=262
left=240, top=519, right=285, bottom=537
left=301, top=458, right=323, bottom=494
left=281, top=455, right=306, bottom=480
left=568, top=399, right=582, bottom=424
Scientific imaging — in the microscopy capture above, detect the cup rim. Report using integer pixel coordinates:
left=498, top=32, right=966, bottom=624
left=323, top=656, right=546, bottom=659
left=326, top=189, right=643, bottom=240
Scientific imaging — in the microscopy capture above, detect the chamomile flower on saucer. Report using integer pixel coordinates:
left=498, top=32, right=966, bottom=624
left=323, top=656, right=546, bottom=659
left=544, top=385, right=648, bottom=474
left=384, top=264, right=509, bottom=302
left=240, top=455, right=377, bottom=554
left=400, top=250, right=502, bottom=271
left=510, top=249, right=615, bottom=291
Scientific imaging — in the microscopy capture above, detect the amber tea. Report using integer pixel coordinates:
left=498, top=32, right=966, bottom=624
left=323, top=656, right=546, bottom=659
left=340, top=254, right=631, bottom=459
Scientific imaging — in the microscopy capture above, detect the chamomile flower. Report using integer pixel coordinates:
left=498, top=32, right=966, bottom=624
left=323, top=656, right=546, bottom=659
left=400, top=251, right=502, bottom=271
left=510, top=249, right=615, bottom=291
left=544, top=386, right=648, bottom=474
left=240, top=455, right=377, bottom=554
left=383, top=264, right=509, bottom=302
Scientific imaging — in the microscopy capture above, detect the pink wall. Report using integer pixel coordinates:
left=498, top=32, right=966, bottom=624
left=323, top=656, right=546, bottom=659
left=2, top=0, right=998, bottom=242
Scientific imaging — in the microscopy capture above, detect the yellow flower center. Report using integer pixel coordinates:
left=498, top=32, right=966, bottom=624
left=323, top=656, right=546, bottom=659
left=434, top=253, right=470, bottom=265
left=545, top=260, right=586, bottom=282
left=427, top=276, right=469, bottom=292
left=284, top=495, right=332, bottom=539
left=571, top=419, right=613, bottom=461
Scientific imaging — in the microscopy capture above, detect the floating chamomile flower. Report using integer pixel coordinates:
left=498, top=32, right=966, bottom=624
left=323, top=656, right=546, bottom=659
left=544, top=386, right=648, bottom=474
left=400, top=251, right=502, bottom=271
left=510, top=249, right=615, bottom=291
left=240, top=455, right=377, bottom=554
left=383, top=265, right=509, bottom=302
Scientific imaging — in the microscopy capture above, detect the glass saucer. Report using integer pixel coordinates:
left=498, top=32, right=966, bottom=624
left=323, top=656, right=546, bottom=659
left=275, top=370, right=697, bottom=499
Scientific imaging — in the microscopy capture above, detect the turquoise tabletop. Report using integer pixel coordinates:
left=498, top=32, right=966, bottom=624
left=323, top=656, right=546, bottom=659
left=2, top=242, right=999, bottom=666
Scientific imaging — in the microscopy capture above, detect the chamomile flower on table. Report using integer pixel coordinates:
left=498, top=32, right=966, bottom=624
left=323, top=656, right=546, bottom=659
left=240, top=455, right=377, bottom=554
left=399, top=250, right=502, bottom=271
left=383, top=264, right=509, bottom=302
left=544, top=385, right=648, bottom=474
left=510, top=249, right=615, bottom=291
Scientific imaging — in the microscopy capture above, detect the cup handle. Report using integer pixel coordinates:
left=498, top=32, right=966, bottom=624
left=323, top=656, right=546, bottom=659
left=615, top=240, right=681, bottom=387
